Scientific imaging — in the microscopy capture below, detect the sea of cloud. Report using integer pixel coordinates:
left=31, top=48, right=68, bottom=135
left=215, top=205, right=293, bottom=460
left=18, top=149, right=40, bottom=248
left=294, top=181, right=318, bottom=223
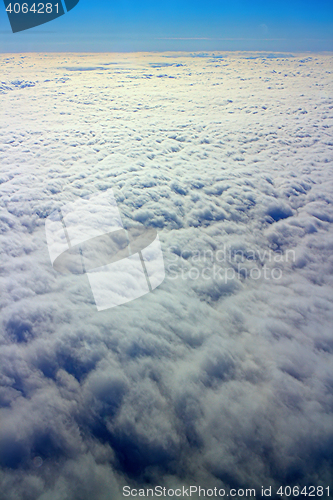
left=0, top=52, right=333, bottom=499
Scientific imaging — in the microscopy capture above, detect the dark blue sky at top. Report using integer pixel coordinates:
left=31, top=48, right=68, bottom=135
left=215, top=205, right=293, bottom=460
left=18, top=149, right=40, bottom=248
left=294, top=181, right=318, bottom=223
left=0, top=0, right=332, bottom=52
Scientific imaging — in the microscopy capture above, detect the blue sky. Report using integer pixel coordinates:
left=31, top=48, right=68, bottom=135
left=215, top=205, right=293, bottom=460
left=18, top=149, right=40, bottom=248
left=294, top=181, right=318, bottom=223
left=1, top=0, right=333, bottom=52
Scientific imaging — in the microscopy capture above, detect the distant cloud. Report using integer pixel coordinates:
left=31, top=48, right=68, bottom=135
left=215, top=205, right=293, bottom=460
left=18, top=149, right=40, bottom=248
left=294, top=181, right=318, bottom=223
left=156, top=37, right=289, bottom=41
left=260, top=24, right=269, bottom=35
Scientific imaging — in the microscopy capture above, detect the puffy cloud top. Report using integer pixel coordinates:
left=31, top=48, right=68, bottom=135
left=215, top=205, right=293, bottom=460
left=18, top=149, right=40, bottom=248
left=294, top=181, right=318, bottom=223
left=0, top=52, right=333, bottom=499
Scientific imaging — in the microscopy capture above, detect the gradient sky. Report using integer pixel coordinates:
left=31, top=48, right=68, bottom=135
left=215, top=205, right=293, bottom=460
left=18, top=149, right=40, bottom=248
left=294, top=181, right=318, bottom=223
left=0, top=0, right=333, bottom=52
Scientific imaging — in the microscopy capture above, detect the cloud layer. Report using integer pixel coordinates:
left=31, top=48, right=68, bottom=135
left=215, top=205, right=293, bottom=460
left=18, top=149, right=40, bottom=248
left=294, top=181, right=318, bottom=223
left=0, top=52, right=333, bottom=499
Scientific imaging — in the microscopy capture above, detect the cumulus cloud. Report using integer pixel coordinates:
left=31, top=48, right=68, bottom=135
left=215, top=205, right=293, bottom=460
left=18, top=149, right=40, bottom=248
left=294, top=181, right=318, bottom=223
left=0, top=52, right=333, bottom=499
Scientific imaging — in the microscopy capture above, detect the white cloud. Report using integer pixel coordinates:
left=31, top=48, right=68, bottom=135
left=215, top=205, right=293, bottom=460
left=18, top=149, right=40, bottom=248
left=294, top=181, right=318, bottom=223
left=0, top=52, right=332, bottom=499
